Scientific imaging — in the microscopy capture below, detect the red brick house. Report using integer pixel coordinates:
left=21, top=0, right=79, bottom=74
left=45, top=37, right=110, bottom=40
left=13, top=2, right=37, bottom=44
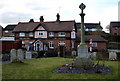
left=110, top=21, right=120, bottom=36
left=13, top=14, right=76, bottom=56
left=3, top=24, right=16, bottom=37
left=75, top=22, right=107, bottom=51
left=75, top=35, right=108, bottom=51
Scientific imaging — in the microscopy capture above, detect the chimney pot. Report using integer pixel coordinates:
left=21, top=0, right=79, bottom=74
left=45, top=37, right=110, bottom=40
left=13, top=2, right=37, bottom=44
left=29, top=19, right=34, bottom=22
left=40, top=16, right=44, bottom=22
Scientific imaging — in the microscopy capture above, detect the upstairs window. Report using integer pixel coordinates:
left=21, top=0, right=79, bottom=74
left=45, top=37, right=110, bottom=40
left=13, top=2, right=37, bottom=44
left=19, top=33, right=25, bottom=37
left=38, top=31, right=44, bottom=36
left=49, top=32, right=54, bottom=37
left=58, top=32, right=65, bottom=37
left=29, top=32, right=33, bottom=37
left=4, top=30, right=8, bottom=33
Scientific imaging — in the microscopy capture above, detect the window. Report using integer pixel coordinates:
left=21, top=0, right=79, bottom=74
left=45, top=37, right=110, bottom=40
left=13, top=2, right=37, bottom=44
left=92, top=42, right=97, bottom=47
left=58, top=32, right=65, bottom=37
left=19, top=33, right=25, bottom=37
left=49, top=41, right=54, bottom=48
left=29, top=32, right=33, bottom=37
left=71, top=31, right=75, bottom=38
left=72, top=41, right=74, bottom=48
left=10, top=34, right=15, bottom=36
left=4, top=30, right=8, bottom=33
left=49, top=32, right=54, bottom=37
left=22, top=41, right=25, bottom=48
left=38, top=31, right=43, bottom=36
left=58, top=41, right=65, bottom=46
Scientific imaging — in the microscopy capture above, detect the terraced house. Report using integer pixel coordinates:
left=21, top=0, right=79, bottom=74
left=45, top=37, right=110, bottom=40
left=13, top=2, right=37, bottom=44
left=13, top=14, right=76, bottom=56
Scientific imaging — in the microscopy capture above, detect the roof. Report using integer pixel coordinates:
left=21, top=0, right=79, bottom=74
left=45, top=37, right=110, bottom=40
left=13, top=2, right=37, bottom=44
left=110, top=21, right=120, bottom=28
left=76, top=23, right=103, bottom=29
left=4, top=24, right=17, bottom=30
left=76, top=35, right=107, bottom=42
left=13, top=22, right=40, bottom=32
left=43, top=21, right=75, bottom=31
left=13, top=20, right=75, bottom=32
left=0, top=25, right=3, bottom=28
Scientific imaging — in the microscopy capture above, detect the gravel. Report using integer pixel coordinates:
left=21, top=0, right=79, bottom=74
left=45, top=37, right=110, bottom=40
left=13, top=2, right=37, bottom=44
left=52, top=64, right=111, bottom=74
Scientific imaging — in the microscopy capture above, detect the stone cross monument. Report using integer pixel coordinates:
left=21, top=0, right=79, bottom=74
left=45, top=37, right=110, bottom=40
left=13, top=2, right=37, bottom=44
left=77, top=3, right=89, bottom=58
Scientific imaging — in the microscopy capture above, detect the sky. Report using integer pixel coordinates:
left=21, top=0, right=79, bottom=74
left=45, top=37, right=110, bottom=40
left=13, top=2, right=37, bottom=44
left=0, top=0, right=119, bottom=32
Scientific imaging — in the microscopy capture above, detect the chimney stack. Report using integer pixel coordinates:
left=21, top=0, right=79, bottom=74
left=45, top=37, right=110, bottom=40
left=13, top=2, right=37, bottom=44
left=56, top=13, right=60, bottom=22
left=29, top=19, right=34, bottom=22
left=40, top=16, right=44, bottom=22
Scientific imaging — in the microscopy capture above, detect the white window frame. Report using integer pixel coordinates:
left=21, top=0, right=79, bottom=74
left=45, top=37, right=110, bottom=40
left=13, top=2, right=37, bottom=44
left=58, top=41, right=65, bottom=46
left=72, top=41, right=74, bottom=48
left=29, top=32, right=33, bottom=37
left=4, top=30, right=8, bottom=33
left=22, top=41, right=25, bottom=48
left=19, top=33, right=25, bottom=37
left=58, top=32, right=65, bottom=37
left=49, top=32, right=54, bottom=37
left=71, top=31, right=75, bottom=38
left=92, top=42, right=97, bottom=47
left=38, top=31, right=44, bottom=36
left=49, top=41, right=54, bottom=48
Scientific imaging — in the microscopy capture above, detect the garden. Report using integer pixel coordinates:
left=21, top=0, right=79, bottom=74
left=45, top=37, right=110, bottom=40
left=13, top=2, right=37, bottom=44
left=2, top=57, right=119, bottom=80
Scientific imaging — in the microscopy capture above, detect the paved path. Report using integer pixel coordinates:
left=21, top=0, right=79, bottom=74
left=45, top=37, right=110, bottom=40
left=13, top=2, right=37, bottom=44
left=0, top=61, right=11, bottom=64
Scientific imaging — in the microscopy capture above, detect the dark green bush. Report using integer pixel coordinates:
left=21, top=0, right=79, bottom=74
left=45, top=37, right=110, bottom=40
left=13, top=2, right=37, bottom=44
left=73, top=58, right=94, bottom=70
left=32, top=51, right=38, bottom=58
left=2, top=54, right=10, bottom=61
left=2, top=50, right=11, bottom=54
left=46, top=50, right=58, bottom=57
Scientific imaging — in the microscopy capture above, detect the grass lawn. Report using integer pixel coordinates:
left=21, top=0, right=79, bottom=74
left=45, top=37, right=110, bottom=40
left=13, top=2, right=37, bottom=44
left=2, top=57, right=120, bottom=79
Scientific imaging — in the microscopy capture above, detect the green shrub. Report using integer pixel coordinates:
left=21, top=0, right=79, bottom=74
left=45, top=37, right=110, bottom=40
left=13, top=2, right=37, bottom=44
left=46, top=50, right=58, bottom=57
left=2, top=54, right=10, bottom=61
left=73, top=58, right=94, bottom=70
left=2, top=50, right=11, bottom=54
left=32, top=51, right=38, bottom=58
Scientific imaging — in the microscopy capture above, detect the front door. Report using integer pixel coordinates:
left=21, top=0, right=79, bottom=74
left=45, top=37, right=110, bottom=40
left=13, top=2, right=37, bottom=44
left=59, top=46, right=65, bottom=57
left=36, top=43, right=40, bottom=51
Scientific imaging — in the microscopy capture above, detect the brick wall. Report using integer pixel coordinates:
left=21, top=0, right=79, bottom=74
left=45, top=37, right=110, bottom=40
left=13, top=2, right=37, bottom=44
left=75, top=42, right=107, bottom=51
left=110, top=27, right=120, bottom=36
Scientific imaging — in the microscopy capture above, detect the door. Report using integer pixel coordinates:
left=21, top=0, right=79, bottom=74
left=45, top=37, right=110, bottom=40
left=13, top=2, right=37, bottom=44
left=59, top=46, right=65, bottom=57
left=36, top=43, right=40, bottom=51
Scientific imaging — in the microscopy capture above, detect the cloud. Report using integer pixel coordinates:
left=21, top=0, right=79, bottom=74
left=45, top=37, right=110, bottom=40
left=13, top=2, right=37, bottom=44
left=0, top=12, right=32, bottom=24
left=0, top=0, right=119, bottom=31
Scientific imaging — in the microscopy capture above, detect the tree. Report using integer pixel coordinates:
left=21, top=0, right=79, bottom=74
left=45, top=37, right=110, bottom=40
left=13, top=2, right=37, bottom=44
left=105, top=24, right=110, bottom=33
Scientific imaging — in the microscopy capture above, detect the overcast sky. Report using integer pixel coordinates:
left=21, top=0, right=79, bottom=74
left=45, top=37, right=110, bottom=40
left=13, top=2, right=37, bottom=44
left=0, top=0, right=119, bottom=32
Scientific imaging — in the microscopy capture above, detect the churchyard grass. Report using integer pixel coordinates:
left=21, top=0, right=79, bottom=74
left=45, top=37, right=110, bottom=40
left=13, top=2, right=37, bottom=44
left=2, top=57, right=119, bottom=79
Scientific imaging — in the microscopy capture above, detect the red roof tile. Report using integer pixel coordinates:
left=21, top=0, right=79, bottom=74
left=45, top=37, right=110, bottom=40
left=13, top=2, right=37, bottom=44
left=13, top=20, right=75, bottom=32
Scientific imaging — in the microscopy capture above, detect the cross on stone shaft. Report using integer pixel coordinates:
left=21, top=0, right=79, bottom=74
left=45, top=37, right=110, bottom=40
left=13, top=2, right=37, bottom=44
left=79, top=3, right=86, bottom=13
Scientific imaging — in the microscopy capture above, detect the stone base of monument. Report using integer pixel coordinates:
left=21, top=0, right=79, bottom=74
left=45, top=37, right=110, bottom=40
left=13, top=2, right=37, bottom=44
left=77, top=44, right=89, bottom=58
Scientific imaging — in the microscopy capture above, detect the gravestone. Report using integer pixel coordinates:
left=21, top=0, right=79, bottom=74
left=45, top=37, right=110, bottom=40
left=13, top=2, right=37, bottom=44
left=25, top=51, right=32, bottom=59
left=10, top=49, right=17, bottom=62
left=89, top=52, right=96, bottom=60
left=109, top=52, right=117, bottom=60
left=72, top=51, right=76, bottom=57
left=17, top=49, right=24, bottom=62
